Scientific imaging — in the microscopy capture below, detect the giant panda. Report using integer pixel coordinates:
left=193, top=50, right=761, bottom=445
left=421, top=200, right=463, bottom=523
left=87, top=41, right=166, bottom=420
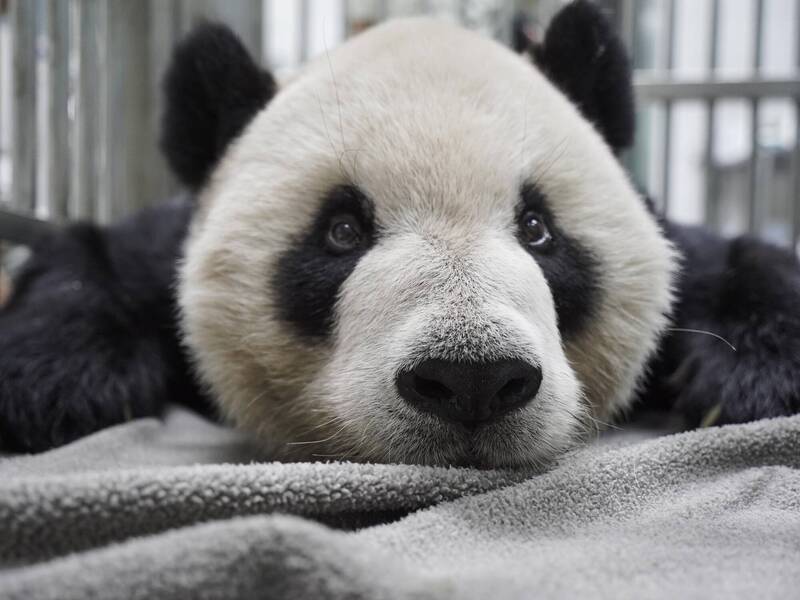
left=1, top=1, right=798, bottom=466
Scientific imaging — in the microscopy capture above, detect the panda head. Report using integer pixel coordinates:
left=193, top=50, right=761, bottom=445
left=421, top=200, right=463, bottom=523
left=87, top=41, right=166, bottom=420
left=166, top=1, right=677, bottom=467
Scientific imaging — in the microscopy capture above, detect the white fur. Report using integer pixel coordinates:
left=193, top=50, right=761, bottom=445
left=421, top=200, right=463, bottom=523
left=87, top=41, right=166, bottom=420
left=179, top=18, right=677, bottom=467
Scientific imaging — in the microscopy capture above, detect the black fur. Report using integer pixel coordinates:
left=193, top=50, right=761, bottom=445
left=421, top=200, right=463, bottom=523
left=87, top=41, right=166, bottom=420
left=638, top=223, right=800, bottom=425
left=273, top=185, right=376, bottom=338
left=160, top=22, right=277, bottom=189
left=517, top=183, right=600, bottom=338
left=0, top=199, right=207, bottom=452
left=529, top=0, right=635, bottom=154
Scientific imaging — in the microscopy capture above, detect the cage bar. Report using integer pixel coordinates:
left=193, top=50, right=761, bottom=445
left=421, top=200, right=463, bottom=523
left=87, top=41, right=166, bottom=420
left=0, top=2, right=8, bottom=206
left=145, top=1, right=182, bottom=208
left=103, top=1, right=150, bottom=222
left=794, top=4, right=800, bottom=253
left=703, top=0, right=720, bottom=229
left=10, top=0, right=36, bottom=215
left=794, top=99, right=800, bottom=253
left=660, top=0, right=676, bottom=215
left=93, top=0, right=110, bottom=223
left=620, top=0, right=636, bottom=65
left=69, top=0, right=104, bottom=222
left=299, top=0, right=310, bottom=63
left=747, top=0, right=765, bottom=233
left=42, top=0, right=69, bottom=222
left=635, top=78, right=800, bottom=101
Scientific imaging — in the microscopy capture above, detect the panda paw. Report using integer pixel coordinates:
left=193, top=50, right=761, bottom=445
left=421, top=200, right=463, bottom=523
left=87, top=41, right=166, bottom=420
left=0, top=371, right=116, bottom=453
left=0, top=305, right=169, bottom=452
left=666, top=323, right=800, bottom=427
left=0, top=339, right=162, bottom=453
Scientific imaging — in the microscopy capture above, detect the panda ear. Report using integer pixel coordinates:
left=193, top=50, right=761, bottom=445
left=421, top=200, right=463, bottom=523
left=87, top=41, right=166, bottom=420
left=160, top=22, right=277, bottom=190
left=529, top=0, right=635, bottom=154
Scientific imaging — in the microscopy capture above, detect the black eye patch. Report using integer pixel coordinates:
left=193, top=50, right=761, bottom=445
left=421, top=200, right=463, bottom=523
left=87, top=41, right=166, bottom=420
left=273, top=185, right=375, bottom=338
left=517, top=183, right=601, bottom=338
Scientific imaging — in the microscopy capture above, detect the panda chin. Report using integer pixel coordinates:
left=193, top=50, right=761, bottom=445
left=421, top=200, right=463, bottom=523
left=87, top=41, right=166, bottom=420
left=393, top=396, right=583, bottom=469
left=380, top=412, right=582, bottom=469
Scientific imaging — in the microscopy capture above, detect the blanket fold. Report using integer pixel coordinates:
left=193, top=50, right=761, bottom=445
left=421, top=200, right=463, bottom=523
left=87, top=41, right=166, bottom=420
left=1, top=408, right=798, bottom=600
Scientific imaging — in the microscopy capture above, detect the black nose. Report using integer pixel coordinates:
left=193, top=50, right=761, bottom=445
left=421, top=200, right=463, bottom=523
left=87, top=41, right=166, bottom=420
left=396, top=359, right=542, bottom=426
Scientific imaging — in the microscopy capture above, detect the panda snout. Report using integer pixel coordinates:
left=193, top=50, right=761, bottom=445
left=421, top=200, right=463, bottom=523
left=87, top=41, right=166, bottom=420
left=395, top=358, right=542, bottom=427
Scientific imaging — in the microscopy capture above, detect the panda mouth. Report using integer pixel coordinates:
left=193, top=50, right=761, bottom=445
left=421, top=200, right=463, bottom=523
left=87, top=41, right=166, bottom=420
left=410, top=413, right=527, bottom=467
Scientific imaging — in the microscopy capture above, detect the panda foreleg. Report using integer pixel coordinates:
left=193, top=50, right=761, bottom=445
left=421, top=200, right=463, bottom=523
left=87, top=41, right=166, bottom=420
left=0, top=206, right=199, bottom=452
left=653, top=228, right=800, bottom=426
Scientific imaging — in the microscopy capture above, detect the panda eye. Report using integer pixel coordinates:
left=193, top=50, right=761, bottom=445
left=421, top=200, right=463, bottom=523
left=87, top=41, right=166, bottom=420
left=520, top=211, right=552, bottom=249
left=326, top=215, right=363, bottom=254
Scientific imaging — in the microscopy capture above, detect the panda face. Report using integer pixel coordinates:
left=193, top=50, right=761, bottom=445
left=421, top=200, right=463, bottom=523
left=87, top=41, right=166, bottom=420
left=177, top=16, right=676, bottom=467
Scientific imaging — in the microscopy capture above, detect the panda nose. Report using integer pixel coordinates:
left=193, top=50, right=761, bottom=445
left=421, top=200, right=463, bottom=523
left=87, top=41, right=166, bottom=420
left=396, top=359, right=542, bottom=426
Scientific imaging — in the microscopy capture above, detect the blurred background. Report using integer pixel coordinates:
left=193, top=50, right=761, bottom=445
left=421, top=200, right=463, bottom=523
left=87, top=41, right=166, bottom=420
left=1, top=0, right=799, bottom=301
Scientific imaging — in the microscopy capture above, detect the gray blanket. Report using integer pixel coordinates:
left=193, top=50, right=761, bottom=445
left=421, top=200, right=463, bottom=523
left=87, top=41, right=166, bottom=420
left=1, top=407, right=798, bottom=599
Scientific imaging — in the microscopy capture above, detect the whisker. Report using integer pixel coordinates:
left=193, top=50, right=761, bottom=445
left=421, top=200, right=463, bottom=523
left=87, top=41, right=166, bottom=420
left=580, top=409, right=622, bottom=431
left=310, top=452, right=350, bottom=459
left=667, top=327, right=737, bottom=352
left=286, top=422, right=349, bottom=446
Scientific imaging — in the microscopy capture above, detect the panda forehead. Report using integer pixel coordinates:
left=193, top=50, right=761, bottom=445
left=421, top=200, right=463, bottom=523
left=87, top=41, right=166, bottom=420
left=215, top=17, right=635, bottom=245
left=240, top=18, right=572, bottom=176
left=251, top=82, right=567, bottom=228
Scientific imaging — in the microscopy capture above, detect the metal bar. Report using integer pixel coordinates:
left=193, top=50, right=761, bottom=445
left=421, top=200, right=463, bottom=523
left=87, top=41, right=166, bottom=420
left=245, top=0, right=263, bottom=61
left=10, top=0, right=37, bottom=215
left=262, top=0, right=271, bottom=62
left=68, top=0, right=100, bottom=222
left=66, top=0, right=81, bottom=219
left=620, top=0, right=636, bottom=67
left=793, top=4, right=800, bottom=255
left=617, top=0, right=637, bottom=176
left=704, top=0, right=720, bottom=229
left=146, top=1, right=182, bottom=206
left=0, top=5, right=5, bottom=206
left=43, top=0, right=69, bottom=222
left=103, top=0, right=150, bottom=222
left=0, top=243, right=5, bottom=299
left=747, top=0, right=765, bottom=233
left=660, top=0, right=676, bottom=214
left=93, top=0, right=110, bottom=223
left=0, top=208, right=54, bottom=245
left=341, top=0, right=350, bottom=39
left=634, top=77, right=800, bottom=101
left=34, top=0, right=47, bottom=219
left=299, top=0, right=309, bottom=63
left=794, top=98, right=800, bottom=254
left=661, top=104, right=673, bottom=214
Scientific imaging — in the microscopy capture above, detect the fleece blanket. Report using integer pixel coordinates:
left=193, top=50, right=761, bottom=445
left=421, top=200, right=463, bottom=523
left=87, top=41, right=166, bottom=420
left=0, top=407, right=798, bottom=600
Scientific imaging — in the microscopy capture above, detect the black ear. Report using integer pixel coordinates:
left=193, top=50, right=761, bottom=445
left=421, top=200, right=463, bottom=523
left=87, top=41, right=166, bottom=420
left=160, top=23, right=277, bottom=190
left=530, top=1, right=635, bottom=153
